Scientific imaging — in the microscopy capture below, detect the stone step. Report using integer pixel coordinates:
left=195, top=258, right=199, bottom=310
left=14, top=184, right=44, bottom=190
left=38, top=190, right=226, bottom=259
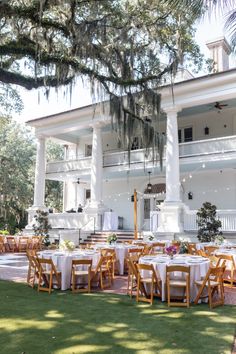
left=82, top=231, right=143, bottom=244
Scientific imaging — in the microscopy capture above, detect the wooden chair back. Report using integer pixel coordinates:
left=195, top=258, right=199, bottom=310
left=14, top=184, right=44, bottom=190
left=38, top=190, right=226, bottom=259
left=204, top=246, right=219, bottom=256
left=18, top=236, right=29, bottom=252
left=71, top=259, right=92, bottom=293
left=166, top=265, right=190, bottom=307
left=215, top=254, right=235, bottom=287
left=37, top=257, right=61, bottom=294
left=91, top=255, right=113, bottom=289
left=0, top=235, right=5, bottom=252
left=6, top=236, right=17, bottom=252
left=187, top=243, right=197, bottom=255
left=136, top=263, right=161, bottom=305
left=194, top=265, right=225, bottom=308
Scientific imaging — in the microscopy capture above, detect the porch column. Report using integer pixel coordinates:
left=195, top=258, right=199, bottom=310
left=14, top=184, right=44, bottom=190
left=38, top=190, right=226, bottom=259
left=91, top=123, right=103, bottom=205
left=33, top=135, right=46, bottom=208
left=158, top=106, right=184, bottom=233
left=85, top=122, right=107, bottom=223
left=165, top=106, right=181, bottom=202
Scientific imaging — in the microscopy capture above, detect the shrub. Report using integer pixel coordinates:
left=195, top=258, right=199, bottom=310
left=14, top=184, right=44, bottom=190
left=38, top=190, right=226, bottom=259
left=197, top=202, right=222, bottom=242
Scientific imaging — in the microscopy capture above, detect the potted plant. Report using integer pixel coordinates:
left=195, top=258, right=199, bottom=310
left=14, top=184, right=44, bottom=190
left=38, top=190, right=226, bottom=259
left=196, top=202, right=223, bottom=243
left=32, top=209, right=52, bottom=247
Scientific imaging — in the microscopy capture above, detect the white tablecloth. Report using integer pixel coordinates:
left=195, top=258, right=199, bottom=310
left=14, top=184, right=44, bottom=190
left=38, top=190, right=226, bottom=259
left=39, top=250, right=100, bottom=290
left=103, top=212, right=118, bottom=231
left=139, top=254, right=210, bottom=301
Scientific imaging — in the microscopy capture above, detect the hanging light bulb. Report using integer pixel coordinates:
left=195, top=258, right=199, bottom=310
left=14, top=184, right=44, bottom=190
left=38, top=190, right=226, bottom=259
left=147, top=171, right=152, bottom=193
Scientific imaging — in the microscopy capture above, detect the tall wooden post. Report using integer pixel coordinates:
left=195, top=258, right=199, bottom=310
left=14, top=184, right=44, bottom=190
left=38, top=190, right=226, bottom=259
left=134, top=189, right=138, bottom=239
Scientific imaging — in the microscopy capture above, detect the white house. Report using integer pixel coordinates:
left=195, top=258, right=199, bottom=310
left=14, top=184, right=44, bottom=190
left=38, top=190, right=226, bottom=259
left=26, top=38, right=236, bottom=238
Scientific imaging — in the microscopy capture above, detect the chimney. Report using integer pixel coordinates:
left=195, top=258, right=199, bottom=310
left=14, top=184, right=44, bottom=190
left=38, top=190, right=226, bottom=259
left=206, top=37, right=232, bottom=72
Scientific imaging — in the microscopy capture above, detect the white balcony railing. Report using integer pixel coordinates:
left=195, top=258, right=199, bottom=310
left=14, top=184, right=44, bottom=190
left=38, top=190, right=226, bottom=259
left=104, top=135, right=236, bottom=167
left=46, top=157, right=91, bottom=174
left=46, top=135, right=236, bottom=174
left=184, top=209, right=236, bottom=232
left=179, top=135, right=236, bottom=157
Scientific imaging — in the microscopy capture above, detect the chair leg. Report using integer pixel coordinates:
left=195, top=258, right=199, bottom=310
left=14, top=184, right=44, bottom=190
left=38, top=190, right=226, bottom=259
left=150, top=280, right=154, bottom=305
left=136, top=276, right=140, bottom=302
left=167, top=281, right=170, bottom=307
left=208, top=285, right=212, bottom=309
left=186, top=282, right=190, bottom=308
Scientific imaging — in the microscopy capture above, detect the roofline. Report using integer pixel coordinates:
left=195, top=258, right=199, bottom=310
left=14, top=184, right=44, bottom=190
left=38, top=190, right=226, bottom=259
left=26, top=67, right=236, bottom=124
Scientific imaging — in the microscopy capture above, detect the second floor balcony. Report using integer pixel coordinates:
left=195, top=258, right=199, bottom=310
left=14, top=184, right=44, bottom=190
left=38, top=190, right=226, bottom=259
left=46, top=135, right=236, bottom=175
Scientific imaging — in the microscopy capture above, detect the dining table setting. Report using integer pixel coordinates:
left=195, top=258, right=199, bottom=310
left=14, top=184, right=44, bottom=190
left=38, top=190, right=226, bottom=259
left=139, top=253, right=210, bottom=301
left=38, top=249, right=100, bottom=290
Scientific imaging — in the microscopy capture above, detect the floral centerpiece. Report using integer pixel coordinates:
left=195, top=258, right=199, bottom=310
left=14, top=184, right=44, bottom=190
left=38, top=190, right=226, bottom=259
left=165, top=245, right=177, bottom=259
left=214, top=235, right=225, bottom=246
left=60, top=240, right=75, bottom=252
left=107, top=233, right=117, bottom=245
left=148, top=235, right=154, bottom=241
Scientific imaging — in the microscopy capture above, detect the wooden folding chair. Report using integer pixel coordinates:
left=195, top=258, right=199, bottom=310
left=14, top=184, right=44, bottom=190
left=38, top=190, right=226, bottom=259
left=150, top=242, right=165, bottom=254
left=141, top=244, right=153, bottom=256
left=127, top=255, right=139, bottom=297
left=6, top=236, right=18, bottom=252
left=187, top=243, right=198, bottom=255
left=204, top=246, right=219, bottom=256
left=18, top=237, right=29, bottom=252
left=37, top=257, right=61, bottom=294
left=166, top=265, right=190, bottom=308
left=26, top=251, right=40, bottom=288
left=0, top=235, right=5, bottom=253
left=194, top=266, right=225, bottom=309
left=124, top=248, right=143, bottom=273
left=136, top=263, right=161, bottom=305
left=172, top=241, right=181, bottom=252
left=216, top=254, right=236, bottom=287
left=100, top=248, right=118, bottom=281
left=71, top=259, right=92, bottom=293
left=91, top=255, right=113, bottom=290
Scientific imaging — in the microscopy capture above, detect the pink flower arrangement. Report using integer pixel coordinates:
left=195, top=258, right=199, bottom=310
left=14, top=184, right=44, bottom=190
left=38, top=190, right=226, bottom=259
left=165, top=245, right=177, bottom=257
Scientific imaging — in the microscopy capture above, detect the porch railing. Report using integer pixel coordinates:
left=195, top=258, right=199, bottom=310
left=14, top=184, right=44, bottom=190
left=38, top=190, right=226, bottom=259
left=46, top=135, right=236, bottom=173
left=184, top=209, right=236, bottom=232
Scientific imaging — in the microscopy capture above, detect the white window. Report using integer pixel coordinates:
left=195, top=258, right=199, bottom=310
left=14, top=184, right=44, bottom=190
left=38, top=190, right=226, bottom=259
left=178, top=127, right=193, bottom=143
left=85, top=144, right=92, bottom=157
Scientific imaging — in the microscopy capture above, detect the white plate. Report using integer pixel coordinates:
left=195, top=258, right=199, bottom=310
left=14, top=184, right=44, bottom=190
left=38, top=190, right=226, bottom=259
left=170, top=259, right=186, bottom=264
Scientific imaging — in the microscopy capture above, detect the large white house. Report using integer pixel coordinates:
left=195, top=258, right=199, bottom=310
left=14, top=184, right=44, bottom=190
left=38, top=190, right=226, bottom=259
left=27, top=38, right=236, bottom=238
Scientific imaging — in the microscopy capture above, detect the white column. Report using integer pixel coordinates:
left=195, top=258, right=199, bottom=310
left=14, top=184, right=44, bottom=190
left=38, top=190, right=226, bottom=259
left=33, top=136, right=46, bottom=208
left=90, top=123, right=103, bottom=206
left=158, top=106, right=184, bottom=233
left=165, top=106, right=181, bottom=202
left=85, top=122, right=107, bottom=227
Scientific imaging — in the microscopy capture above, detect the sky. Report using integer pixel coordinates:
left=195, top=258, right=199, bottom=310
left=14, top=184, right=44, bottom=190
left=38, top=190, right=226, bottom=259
left=12, top=11, right=230, bottom=124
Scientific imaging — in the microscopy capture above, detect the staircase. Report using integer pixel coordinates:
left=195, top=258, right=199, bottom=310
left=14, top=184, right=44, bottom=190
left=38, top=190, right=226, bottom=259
left=82, top=231, right=143, bottom=244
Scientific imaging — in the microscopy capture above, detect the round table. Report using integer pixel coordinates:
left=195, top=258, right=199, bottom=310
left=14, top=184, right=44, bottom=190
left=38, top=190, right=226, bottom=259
left=38, top=250, right=100, bottom=290
left=139, top=254, right=210, bottom=301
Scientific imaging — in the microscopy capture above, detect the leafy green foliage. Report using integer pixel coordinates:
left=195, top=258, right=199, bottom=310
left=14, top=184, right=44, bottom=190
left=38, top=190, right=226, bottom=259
left=0, top=117, right=35, bottom=232
left=0, top=0, right=206, bottom=162
left=0, top=119, right=64, bottom=232
left=197, top=202, right=222, bottom=242
left=32, top=209, right=51, bottom=246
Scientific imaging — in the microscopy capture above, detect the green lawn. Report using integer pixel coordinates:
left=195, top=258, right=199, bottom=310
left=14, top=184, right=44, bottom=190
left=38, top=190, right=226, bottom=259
left=0, top=280, right=235, bottom=354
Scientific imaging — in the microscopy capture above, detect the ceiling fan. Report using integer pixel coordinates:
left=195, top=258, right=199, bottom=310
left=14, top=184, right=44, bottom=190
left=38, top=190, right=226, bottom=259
left=74, top=178, right=87, bottom=185
left=214, top=101, right=228, bottom=110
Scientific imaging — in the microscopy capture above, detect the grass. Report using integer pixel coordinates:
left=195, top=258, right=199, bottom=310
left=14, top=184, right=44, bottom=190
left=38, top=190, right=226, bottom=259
left=0, top=280, right=235, bottom=354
